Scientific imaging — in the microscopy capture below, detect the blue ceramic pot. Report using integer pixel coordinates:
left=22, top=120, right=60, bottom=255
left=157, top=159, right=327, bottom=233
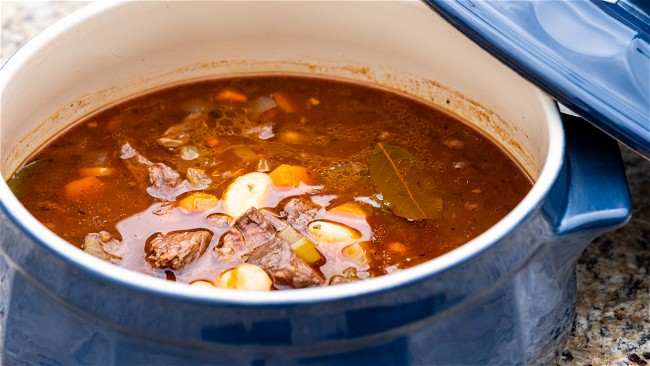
left=0, top=2, right=631, bottom=364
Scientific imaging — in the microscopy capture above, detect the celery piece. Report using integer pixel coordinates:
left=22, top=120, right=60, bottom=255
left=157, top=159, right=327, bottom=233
left=277, top=225, right=304, bottom=245
left=342, top=242, right=368, bottom=267
left=290, top=238, right=324, bottom=265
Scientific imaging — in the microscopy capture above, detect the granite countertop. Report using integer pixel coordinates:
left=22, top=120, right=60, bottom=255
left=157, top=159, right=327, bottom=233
left=2, top=2, right=648, bottom=365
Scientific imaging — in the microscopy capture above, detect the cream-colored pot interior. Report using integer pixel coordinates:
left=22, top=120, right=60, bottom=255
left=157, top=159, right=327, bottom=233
left=0, top=1, right=563, bottom=299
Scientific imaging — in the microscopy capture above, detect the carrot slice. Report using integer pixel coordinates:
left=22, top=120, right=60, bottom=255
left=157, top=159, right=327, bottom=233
left=269, top=164, right=313, bottom=188
left=328, top=202, right=367, bottom=220
left=179, top=192, right=219, bottom=213
left=78, top=167, right=114, bottom=177
left=273, top=92, right=297, bottom=113
left=307, top=97, right=320, bottom=107
left=203, top=136, right=220, bottom=148
left=65, top=176, right=104, bottom=200
left=213, top=89, right=248, bottom=103
left=387, top=241, right=406, bottom=254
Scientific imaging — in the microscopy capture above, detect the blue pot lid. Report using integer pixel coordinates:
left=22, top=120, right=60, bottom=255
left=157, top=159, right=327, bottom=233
left=424, top=0, right=650, bottom=158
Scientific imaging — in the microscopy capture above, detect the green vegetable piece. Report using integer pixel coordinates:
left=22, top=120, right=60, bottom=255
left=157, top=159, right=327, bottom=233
left=290, top=238, right=324, bottom=265
left=278, top=225, right=324, bottom=265
left=6, top=158, right=51, bottom=199
left=329, top=267, right=364, bottom=285
left=369, top=143, right=442, bottom=220
left=342, top=242, right=368, bottom=267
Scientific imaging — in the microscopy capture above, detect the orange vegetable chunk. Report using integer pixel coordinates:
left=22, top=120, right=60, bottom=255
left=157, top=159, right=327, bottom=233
left=203, top=136, right=220, bottom=148
left=273, top=92, right=297, bottom=113
left=213, top=89, right=248, bottom=103
left=328, top=202, right=367, bottom=220
left=65, top=176, right=104, bottom=200
left=179, top=192, right=219, bottom=213
left=269, top=164, right=313, bottom=188
left=78, top=167, right=114, bottom=177
left=387, top=241, right=406, bottom=254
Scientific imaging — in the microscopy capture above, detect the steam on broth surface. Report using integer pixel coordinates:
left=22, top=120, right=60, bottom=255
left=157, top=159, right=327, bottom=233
left=8, top=76, right=532, bottom=290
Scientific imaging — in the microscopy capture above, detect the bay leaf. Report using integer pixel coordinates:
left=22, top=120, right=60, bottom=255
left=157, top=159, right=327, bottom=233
left=6, top=158, right=51, bottom=200
left=369, top=143, right=442, bottom=220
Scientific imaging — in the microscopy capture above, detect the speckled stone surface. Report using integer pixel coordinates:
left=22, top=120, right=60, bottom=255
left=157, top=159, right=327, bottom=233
left=2, top=2, right=649, bottom=365
left=561, top=146, right=650, bottom=366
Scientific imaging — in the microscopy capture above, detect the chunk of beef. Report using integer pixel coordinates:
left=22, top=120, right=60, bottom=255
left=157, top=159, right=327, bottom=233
left=145, top=229, right=212, bottom=270
left=235, top=207, right=278, bottom=244
left=246, top=236, right=325, bottom=289
left=213, top=207, right=325, bottom=288
left=120, top=142, right=150, bottom=163
left=148, top=163, right=182, bottom=189
left=282, top=197, right=320, bottom=227
left=120, top=142, right=153, bottom=188
left=146, top=163, right=183, bottom=200
left=120, top=142, right=185, bottom=200
left=260, top=210, right=287, bottom=231
left=206, top=213, right=233, bottom=229
left=215, top=207, right=277, bottom=261
left=83, top=231, right=123, bottom=264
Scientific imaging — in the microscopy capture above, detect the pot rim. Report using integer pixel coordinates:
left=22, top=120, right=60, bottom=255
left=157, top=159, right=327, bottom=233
left=0, top=1, right=565, bottom=305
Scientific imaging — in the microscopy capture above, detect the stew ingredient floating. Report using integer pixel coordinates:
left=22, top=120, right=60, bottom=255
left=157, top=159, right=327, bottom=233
left=8, top=76, right=532, bottom=290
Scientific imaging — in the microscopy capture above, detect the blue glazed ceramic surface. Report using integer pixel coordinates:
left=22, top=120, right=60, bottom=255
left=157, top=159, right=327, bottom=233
left=0, top=116, right=631, bottom=365
left=425, top=0, right=650, bottom=158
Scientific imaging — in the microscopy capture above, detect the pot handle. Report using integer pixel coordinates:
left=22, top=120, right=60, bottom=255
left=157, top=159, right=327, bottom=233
left=542, top=113, right=632, bottom=237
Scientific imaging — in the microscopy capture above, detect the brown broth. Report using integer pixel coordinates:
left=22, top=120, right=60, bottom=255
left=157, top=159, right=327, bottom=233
left=8, top=76, right=532, bottom=287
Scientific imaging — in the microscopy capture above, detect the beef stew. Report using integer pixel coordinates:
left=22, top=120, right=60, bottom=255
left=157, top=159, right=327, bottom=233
left=8, top=75, right=532, bottom=290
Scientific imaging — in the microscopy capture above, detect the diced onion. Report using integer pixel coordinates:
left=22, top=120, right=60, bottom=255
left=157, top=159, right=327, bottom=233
left=180, top=145, right=200, bottom=160
left=246, top=95, right=277, bottom=120
left=277, top=225, right=304, bottom=244
left=186, top=168, right=212, bottom=189
left=342, top=242, right=368, bottom=267
left=182, top=98, right=216, bottom=114
left=256, top=159, right=273, bottom=173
